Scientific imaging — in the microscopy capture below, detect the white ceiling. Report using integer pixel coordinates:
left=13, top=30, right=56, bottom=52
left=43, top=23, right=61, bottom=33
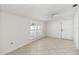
left=0, top=4, right=76, bottom=21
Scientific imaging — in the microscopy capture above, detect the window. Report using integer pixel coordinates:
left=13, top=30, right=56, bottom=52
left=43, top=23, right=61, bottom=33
left=30, top=23, right=36, bottom=32
left=30, top=23, right=40, bottom=34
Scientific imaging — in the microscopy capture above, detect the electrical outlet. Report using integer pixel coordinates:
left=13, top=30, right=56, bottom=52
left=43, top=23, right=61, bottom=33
left=10, top=42, right=14, bottom=45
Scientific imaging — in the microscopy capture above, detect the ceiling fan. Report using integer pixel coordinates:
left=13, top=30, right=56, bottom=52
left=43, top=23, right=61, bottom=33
left=47, top=11, right=60, bottom=18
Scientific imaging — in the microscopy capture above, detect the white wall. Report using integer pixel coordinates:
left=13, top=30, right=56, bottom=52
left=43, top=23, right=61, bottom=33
left=47, top=20, right=61, bottom=38
left=0, top=12, right=45, bottom=54
left=0, top=11, right=2, bottom=54
left=47, top=13, right=73, bottom=40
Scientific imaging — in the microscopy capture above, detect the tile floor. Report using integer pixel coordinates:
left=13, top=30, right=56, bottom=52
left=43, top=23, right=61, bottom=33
left=7, top=37, right=79, bottom=55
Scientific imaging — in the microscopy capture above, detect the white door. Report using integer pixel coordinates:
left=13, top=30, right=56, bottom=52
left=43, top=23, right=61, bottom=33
left=61, top=20, right=73, bottom=40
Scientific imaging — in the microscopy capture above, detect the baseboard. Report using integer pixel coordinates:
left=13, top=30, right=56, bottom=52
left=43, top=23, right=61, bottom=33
left=47, top=36, right=73, bottom=41
left=1, top=41, right=29, bottom=55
